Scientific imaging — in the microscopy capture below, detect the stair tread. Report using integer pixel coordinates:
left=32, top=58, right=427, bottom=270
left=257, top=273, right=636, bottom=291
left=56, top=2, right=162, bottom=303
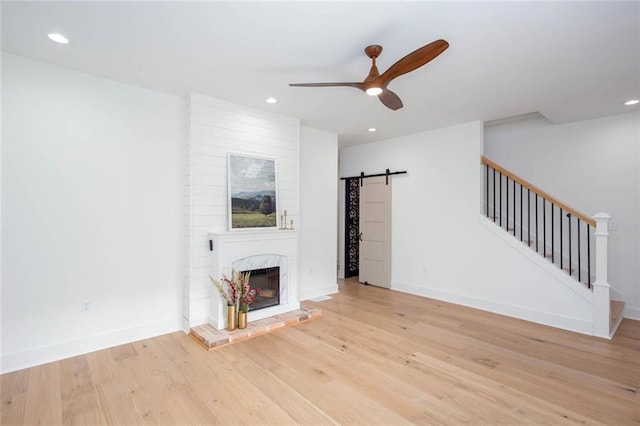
left=611, top=300, right=625, bottom=322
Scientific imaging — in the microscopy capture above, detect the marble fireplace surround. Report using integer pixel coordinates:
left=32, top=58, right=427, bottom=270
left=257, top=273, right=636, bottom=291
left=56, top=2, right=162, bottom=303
left=207, top=230, right=299, bottom=330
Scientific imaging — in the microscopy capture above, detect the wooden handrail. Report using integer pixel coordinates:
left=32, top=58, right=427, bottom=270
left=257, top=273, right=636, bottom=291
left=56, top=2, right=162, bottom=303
left=481, top=156, right=596, bottom=227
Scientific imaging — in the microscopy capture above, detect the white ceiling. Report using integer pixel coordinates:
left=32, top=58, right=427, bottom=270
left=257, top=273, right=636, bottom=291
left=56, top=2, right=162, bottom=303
left=2, top=1, right=639, bottom=146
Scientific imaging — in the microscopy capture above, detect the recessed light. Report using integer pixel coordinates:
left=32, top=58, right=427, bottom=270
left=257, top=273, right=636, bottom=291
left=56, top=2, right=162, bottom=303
left=47, top=33, right=69, bottom=44
left=368, top=128, right=377, bottom=132
left=624, top=99, right=639, bottom=106
left=266, top=97, right=277, bottom=104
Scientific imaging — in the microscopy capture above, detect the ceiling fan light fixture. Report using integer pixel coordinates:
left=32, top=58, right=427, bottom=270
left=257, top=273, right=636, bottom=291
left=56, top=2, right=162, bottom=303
left=624, top=99, right=639, bottom=106
left=288, top=39, right=449, bottom=111
left=47, top=33, right=69, bottom=44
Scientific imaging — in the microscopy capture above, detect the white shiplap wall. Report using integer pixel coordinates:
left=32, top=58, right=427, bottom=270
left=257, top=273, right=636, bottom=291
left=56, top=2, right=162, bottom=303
left=185, top=93, right=300, bottom=327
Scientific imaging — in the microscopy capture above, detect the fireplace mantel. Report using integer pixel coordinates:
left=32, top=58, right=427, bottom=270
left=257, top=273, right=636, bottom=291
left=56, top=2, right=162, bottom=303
left=207, top=230, right=299, bottom=329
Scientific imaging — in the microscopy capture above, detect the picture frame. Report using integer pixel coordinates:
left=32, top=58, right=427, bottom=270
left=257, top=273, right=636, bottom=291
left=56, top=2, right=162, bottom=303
left=228, top=153, right=278, bottom=230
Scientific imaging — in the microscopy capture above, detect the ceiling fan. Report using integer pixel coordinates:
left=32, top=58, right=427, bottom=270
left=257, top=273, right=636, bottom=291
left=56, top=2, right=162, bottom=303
left=289, top=39, right=449, bottom=111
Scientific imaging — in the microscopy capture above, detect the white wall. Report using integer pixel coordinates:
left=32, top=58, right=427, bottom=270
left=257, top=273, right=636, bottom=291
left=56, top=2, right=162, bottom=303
left=185, top=94, right=300, bottom=326
left=299, top=126, right=339, bottom=300
left=0, top=48, right=4, bottom=367
left=185, top=98, right=340, bottom=325
left=339, top=121, right=593, bottom=334
left=1, top=53, right=185, bottom=373
left=485, top=112, right=640, bottom=319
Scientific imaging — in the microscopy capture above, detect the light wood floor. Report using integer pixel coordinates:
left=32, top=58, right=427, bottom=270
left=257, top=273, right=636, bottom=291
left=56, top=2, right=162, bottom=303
left=2, top=278, right=639, bottom=425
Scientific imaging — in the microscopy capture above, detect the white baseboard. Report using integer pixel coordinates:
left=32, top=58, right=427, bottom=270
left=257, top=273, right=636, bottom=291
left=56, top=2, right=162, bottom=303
left=392, top=281, right=593, bottom=336
left=623, top=305, right=640, bottom=321
left=1, top=317, right=183, bottom=374
left=299, top=283, right=339, bottom=302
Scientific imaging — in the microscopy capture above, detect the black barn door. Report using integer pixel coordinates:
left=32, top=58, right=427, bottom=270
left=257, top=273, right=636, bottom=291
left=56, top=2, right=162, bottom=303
left=344, top=178, right=360, bottom=278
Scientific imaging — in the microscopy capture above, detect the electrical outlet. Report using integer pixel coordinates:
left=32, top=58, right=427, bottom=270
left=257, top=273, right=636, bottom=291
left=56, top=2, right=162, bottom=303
left=81, top=301, right=92, bottom=312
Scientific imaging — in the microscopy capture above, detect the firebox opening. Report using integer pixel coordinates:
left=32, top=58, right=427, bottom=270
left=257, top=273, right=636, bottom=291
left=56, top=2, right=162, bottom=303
left=244, top=266, right=280, bottom=311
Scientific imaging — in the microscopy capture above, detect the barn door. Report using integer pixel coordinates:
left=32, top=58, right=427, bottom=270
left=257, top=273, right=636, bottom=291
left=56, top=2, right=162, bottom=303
left=358, top=176, right=391, bottom=288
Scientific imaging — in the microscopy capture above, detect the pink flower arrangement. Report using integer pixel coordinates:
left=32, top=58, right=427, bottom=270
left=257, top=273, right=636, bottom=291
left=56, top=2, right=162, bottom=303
left=210, top=273, right=239, bottom=306
left=240, top=280, right=258, bottom=313
left=211, top=270, right=259, bottom=313
left=221, top=274, right=240, bottom=306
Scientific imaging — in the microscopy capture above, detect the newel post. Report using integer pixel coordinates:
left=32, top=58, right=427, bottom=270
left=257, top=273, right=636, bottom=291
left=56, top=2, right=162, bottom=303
left=592, top=212, right=611, bottom=338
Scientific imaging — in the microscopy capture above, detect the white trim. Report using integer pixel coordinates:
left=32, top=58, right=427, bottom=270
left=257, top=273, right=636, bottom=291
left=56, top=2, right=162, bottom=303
left=182, top=317, right=191, bottom=333
left=392, top=281, right=593, bottom=336
left=299, top=284, right=340, bottom=302
left=1, top=317, right=183, bottom=374
left=623, top=306, right=640, bottom=321
left=609, top=313, right=624, bottom=339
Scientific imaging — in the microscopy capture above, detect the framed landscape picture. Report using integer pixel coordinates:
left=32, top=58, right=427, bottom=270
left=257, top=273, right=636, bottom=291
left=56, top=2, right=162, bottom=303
left=228, top=153, right=278, bottom=230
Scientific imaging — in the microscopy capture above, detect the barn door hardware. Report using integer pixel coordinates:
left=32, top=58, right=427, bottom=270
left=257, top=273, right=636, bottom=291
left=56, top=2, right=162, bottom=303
left=340, top=169, right=407, bottom=186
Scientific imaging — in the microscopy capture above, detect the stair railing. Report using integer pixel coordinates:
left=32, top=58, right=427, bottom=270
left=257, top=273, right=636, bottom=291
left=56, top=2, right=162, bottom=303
left=481, top=156, right=597, bottom=288
left=481, top=156, right=615, bottom=337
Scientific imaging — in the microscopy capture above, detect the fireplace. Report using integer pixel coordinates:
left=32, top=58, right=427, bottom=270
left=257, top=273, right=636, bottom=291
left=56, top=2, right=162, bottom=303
left=208, top=230, right=299, bottom=330
left=243, top=266, right=280, bottom=311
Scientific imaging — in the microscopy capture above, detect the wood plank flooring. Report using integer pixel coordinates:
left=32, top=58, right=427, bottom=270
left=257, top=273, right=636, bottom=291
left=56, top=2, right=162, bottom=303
left=2, top=278, right=639, bottom=425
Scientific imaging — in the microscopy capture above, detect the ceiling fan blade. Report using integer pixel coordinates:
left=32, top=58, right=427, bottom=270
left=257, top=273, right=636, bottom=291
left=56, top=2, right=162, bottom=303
left=379, top=89, right=403, bottom=111
left=378, top=39, right=449, bottom=85
left=289, top=82, right=364, bottom=90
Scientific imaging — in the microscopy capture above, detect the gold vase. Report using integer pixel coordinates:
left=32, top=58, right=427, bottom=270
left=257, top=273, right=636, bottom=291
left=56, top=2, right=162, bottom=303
left=238, top=310, right=247, bottom=329
left=226, top=305, right=237, bottom=331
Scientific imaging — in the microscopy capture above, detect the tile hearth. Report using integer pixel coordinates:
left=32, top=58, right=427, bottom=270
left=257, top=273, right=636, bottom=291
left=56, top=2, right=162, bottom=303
left=190, top=306, right=322, bottom=350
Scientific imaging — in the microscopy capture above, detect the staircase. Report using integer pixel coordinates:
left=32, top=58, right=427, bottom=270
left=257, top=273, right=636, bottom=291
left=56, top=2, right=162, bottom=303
left=481, top=156, right=625, bottom=338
